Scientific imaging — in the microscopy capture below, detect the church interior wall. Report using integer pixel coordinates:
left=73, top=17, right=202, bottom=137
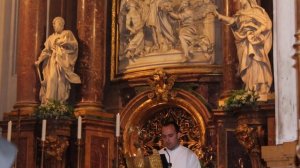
left=0, top=0, right=299, bottom=167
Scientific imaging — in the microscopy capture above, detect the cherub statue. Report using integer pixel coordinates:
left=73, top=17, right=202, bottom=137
left=148, top=69, right=176, bottom=102
left=167, top=0, right=197, bottom=62
left=235, top=124, right=259, bottom=153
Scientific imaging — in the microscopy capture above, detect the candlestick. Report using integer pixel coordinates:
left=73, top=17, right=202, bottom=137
left=116, top=136, right=119, bottom=168
left=41, top=141, right=45, bottom=168
left=77, top=116, right=82, bottom=139
left=116, top=113, right=120, bottom=137
left=41, top=119, right=47, bottom=141
left=77, top=139, right=82, bottom=168
left=7, top=120, right=12, bottom=142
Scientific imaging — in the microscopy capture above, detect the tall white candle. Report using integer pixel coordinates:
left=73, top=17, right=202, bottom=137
left=7, top=121, right=12, bottom=142
left=41, top=119, right=47, bottom=141
left=116, top=113, right=120, bottom=137
left=77, top=116, right=82, bottom=139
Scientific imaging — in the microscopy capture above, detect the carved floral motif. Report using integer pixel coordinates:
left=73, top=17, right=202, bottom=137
left=235, top=124, right=260, bottom=154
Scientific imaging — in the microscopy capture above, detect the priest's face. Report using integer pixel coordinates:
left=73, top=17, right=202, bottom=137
left=161, top=124, right=180, bottom=150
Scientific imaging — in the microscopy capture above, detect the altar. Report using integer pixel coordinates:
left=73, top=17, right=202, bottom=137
left=0, top=0, right=278, bottom=168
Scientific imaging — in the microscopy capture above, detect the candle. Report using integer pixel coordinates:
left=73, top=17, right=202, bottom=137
left=77, top=116, right=82, bottom=139
left=116, top=113, right=120, bottom=137
left=41, top=119, right=47, bottom=141
left=7, top=121, right=12, bottom=142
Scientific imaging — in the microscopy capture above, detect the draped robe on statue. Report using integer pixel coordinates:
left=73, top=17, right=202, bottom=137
left=231, top=6, right=273, bottom=99
left=39, top=30, right=81, bottom=103
left=159, top=145, right=201, bottom=168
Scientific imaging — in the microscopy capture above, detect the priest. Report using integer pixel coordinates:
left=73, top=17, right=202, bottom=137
left=159, top=120, right=201, bottom=168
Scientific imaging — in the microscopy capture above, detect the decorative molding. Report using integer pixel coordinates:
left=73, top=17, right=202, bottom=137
left=147, top=68, right=177, bottom=102
left=44, top=135, right=69, bottom=161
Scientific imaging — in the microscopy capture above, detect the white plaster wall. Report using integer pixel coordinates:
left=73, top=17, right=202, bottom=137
left=274, top=0, right=298, bottom=144
left=0, top=0, right=18, bottom=121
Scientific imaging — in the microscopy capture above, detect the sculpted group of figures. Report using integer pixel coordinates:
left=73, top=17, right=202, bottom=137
left=118, top=0, right=217, bottom=62
left=119, top=0, right=273, bottom=100
left=34, top=0, right=272, bottom=105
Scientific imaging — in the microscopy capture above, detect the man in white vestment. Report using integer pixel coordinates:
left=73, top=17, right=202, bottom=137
left=159, top=120, right=201, bottom=168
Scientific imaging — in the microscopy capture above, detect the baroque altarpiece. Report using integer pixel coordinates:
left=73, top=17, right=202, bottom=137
left=0, top=0, right=276, bottom=168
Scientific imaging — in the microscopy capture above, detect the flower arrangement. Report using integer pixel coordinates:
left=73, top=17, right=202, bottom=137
left=34, top=100, right=74, bottom=119
left=222, top=89, right=259, bottom=112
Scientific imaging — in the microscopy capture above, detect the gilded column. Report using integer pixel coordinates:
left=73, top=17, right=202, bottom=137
left=76, top=0, right=107, bottom=115
left=220, top=0, right=241, bottom=98
left=13, top=0, right=47, bottom=115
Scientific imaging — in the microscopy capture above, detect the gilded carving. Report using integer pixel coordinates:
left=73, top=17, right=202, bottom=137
left=120, top=85, right=213, bottom=167
left=147, top=149, right=164, bottom=168
left=44, top=135, right=69, bottom=161
left=124, top=126, right=145, bottom=168
left=122, top=107, right=216, bottom=167
left=148, top=68, right=177, bottom=101
left=139, top=108, right=203, bottom=156
left=235, top=124, right=260, bottom=154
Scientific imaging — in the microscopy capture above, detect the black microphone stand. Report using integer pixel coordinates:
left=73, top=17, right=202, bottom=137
left=164, top=148, right=172, bottom=168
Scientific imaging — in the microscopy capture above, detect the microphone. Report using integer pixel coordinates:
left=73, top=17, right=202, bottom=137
left=164, top=148, right=172, bottom=168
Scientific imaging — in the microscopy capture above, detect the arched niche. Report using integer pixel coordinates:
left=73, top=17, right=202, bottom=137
left=120, top=89, right=212, bottom=158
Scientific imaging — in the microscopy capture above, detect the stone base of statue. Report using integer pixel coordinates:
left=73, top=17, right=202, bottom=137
left=37, top=119, right=72, bottom=168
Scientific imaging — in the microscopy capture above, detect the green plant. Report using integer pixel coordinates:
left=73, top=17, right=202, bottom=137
left=222, top=89, right=259, bottom=112
left=34, top=100, right=74, bottom=119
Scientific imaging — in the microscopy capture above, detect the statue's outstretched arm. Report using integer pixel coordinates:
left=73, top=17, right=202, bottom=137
left=214, top=10, right=235, bottom=25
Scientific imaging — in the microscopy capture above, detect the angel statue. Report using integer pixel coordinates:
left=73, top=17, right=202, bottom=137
left=167, top=0, right=197, bottom=62
left=148, top=69, right=177, bottom=102
left=124, top=0, right=145, bottom=59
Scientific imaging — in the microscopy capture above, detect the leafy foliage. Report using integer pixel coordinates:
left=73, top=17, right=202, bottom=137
left=34, top=100, right=74, bottom=119
left=222, top=89, right=259, bottom=112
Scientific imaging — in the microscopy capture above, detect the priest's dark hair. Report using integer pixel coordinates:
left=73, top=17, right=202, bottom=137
left=161, top=117, right=180, bottom=133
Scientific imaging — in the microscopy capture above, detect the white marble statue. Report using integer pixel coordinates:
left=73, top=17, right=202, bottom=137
left=215, top=0, right=273, bottom=101
left=35, top=17, right=81, bottom=104
left=124, top=0, right=145, bottom=59
left=168, top=0, right=197, bottom=62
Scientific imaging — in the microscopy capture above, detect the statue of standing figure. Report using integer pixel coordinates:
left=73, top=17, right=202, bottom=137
left=124, top=0, right=145, bottom=59
left=35, top=17, right=81, bottom=104
left=168, top=0, right=197, bottom=62
left=215, top=0, right=273, bottom=101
